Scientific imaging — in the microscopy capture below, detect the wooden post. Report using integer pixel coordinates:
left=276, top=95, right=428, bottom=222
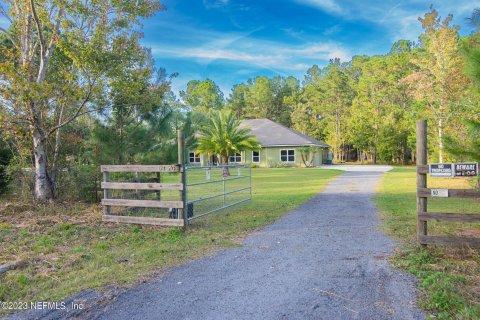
left=178, top=130, right=187, bottom=225
left=417, top=120, right=428, bottom=247
left=103, top=171, right=111, bottom=215
left=156, top=172, right=161, bottom=200
left=135, top=172, right=140, bottom=199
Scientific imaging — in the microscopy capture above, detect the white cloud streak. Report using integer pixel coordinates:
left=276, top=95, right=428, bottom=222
left=147, top=23, right=350, bottom=74
left=151, top=39, right=350, bottom=72
left=292, top=0, right=478, bottom=42
left=294, top=0, right=344, bottom=14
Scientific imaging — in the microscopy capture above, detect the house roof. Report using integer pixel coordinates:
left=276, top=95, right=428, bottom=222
left=239, top=119, right=330, bottom=148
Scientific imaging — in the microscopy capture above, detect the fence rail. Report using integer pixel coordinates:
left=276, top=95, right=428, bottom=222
left=416, top=120, right=480, bottom=247
left=101, top=163, right=186, bottom=226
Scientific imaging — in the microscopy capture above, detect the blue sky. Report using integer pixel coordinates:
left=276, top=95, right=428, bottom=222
left=142, top=0, right=478, bottom=97
left=0, top=1, right=475, bottom=97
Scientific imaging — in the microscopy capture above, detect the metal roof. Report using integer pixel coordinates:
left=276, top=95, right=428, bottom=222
left=239, top=119, right=330, bottom=148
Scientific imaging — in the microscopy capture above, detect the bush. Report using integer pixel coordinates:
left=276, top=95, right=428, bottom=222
left=56, top=164, right=101, bottom=202
left=0, top=145, right=13, bottom=195
left=267, top=161, right=291, bottom=168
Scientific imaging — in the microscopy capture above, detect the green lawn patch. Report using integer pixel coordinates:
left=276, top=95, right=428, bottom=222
left=374, top=166, right=480, bottom=319
left=0, top=168, right=340, bottom=316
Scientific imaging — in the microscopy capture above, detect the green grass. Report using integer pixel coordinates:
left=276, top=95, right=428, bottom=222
left=374, top=167, right=480, bottom=319
left=0, top=168, right=340, bottom=315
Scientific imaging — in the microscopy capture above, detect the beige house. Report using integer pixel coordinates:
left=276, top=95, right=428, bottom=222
left=188, top=119, right=330, bottom=167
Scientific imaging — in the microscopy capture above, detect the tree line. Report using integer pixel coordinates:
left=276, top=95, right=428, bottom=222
left=0, top=3, right=479, bottom=202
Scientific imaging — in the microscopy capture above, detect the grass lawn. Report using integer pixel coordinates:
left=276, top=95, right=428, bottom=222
left=374, top=166, right=480, bottom=319
left=0, top=168, right=341, bottom=316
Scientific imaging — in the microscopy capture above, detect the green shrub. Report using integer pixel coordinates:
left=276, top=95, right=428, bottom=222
left=0, top=143, right=12, bottom=195
left=56, top=164, right=101, bottom=202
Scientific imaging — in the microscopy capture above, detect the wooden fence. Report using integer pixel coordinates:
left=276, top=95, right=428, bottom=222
left=101, top=164, right=186, bottom=226
left=101, top=131, right=187, bottom=227
left=416, top=120, right=480, bottom=247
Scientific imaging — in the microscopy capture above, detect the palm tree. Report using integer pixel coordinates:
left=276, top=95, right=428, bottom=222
left=197, top=110, right=260, bottom=166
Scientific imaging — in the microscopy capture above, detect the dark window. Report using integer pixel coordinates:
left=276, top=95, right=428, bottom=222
left=189, top=152, right=200, bottom=163
left=252, top=151, right=260, bottom=163
left=280, top=149, right=295, bottom=162
left=229, top=152, right=242, bottom=163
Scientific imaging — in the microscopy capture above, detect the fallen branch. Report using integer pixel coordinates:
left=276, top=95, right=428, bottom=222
left=0, top=260, right=26, bottom=276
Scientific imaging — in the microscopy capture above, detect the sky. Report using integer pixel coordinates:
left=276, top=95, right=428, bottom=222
left=0, top=1, right=476, bottom=97
left=141, top=0, right=478, bottom=97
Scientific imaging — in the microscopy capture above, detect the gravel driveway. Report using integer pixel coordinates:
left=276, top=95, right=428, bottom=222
left=8, top=168, right=423, bottom=320
left=95, top=169, right=422, bottom=320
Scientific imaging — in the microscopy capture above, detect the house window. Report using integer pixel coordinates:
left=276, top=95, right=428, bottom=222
left=229, top=152, right=242, bottom=163
left=252, top=151, right=260, bottom=163
left=189, top=152, right=200, bottom=163
left=280, top=149, right=295, bottom=162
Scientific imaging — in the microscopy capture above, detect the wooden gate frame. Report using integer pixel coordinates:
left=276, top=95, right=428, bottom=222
left=101, top=130, right=187, bottom=227
left=416, top=120, right=480, bottom=246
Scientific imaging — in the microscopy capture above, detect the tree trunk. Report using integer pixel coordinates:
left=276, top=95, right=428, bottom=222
left=32, top=127, right=54, bottom=201
left=438, top=117, right=443, bottom=163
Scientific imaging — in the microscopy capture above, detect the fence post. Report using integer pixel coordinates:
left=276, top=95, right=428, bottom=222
left=416, top=120, right=428, bottom=247
left=156, top=172, right=161, bottom=201
left=249, top=165, right=252, bottom=201
left=223, top=177, right=226, bottom=206
left=103, top=171, right=111, bottom=215
left=178, top=130, right=187, bottom=225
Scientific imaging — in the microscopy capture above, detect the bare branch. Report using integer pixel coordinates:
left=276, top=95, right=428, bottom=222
left=47, top=80, right=96, bottom=136
left=29, top=0, right=45, bottom=57
left=0, top=27, right=19, bottom=50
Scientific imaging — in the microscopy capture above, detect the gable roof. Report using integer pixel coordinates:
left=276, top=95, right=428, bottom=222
left=239, top=119, right=330, bottom=148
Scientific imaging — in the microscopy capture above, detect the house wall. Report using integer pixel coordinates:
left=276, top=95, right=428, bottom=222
left=190, top=147, right=327, bottom=167
left=260, top=147, right=324, bottom=167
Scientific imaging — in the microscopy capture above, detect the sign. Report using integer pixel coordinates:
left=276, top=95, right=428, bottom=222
left=237, top=167, right=241, bottom=176
left=429, top=163, right=453, bottom=177
left=205, top=169, right=211, bottom=181
left=453, top=163, right=478, bottom=177
left=431, top=189, right=448, bottom=197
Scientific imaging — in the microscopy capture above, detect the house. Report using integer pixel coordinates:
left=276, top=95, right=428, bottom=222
left=188, top=118, right=330, bottom=167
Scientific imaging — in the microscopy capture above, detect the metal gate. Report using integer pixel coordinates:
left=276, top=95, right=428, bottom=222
left=185, top=164, right=252, bottom=222
left=100, top=130, right=252, bottom=226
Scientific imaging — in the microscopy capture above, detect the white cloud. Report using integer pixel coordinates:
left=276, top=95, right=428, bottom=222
left=203, top=0, right=230, bottom=9
left=150, top=36, right=350, bottom=73
left=322, top=24, right=342, bottom=36
left=292, top=0, right=477, bottom=42
left=294, top=0, right=344, bottom=15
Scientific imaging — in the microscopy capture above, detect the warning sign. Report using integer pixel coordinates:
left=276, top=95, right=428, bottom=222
left=453, top=163, right=478, bottom=177
left=429, top=163, right=453, bottom=177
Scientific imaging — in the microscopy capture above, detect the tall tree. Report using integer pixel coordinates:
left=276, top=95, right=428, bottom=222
left=180, top=79, right=224, bottom=112
left=444, top=9, right=480, bottom=169
left=227, top=83, right=248, bottom=120
left=317, top=59, right=353, bottom=162
left=0, top=0, right=162, bottom=201
left=403, top=7, right=470, bottom=162
left=294, top=60, right=353, bottom=161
